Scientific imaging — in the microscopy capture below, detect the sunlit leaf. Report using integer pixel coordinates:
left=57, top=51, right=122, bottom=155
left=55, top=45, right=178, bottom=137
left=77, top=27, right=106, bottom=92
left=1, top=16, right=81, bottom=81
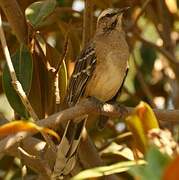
left=58, top=60, right=67, bottom=104
left=125, top=101, right=159, bottom=153
left=72, top=160, right=146, bottom=180
left=0, top=120, right=60, bottom=141
left=136, top=101, right=159, bottom=130
left=126, top=114, right=147, bottom=153
left=165, top=0, right=177, bottom=13
left=2, top=45, right=33, bottom=118
left=100, top=142, right=134, bottom=160
left=25, top=0, right=56, bottom=27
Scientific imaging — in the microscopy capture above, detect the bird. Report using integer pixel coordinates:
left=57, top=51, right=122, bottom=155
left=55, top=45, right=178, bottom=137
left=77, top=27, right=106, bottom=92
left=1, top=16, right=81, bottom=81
left=53, top=7, right=130, bottom=178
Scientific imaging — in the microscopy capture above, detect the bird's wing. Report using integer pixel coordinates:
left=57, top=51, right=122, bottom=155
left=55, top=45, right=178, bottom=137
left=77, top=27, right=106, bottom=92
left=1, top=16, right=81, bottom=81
left=65, top=42, right=97, bottom=106
left=54, top=43, right=97, bottom=178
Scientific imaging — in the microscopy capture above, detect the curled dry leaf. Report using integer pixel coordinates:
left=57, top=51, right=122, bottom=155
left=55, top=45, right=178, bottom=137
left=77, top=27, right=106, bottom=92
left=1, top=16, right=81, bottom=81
left=0, top=120, right=60, bottom=141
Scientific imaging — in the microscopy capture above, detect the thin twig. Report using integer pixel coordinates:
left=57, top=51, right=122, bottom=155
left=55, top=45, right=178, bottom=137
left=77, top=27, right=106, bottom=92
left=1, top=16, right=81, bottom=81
left=33, top=36, right=54, bottom=71
left=55, top=31, right=69, bottom=74
left=82, top=0, right=94, bottom=47
left=54, top=73, right=60, bottom=106
left=7, top=137, right=53, bottom=178
left=54, top=32, right=69, bottom=108
left=18, top=146, right=37, bottom=159
left=17, top=145, right=28, bottom=180
left=0, top=13, right=38, bottom=121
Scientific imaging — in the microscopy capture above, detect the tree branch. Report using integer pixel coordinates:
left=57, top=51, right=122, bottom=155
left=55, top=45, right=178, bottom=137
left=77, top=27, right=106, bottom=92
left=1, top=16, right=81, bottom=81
left=0, top=98, right=178, bottom=154
left=0, top=98, right=178, bottom=179
left=82, top=0, right=94, bottom=47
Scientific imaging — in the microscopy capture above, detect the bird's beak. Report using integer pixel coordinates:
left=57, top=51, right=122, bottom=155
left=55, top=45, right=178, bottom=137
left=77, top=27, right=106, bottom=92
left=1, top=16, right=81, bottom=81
left=116, top=7, right=130, bottom=15
left=115, top=7, right=130, bottom=22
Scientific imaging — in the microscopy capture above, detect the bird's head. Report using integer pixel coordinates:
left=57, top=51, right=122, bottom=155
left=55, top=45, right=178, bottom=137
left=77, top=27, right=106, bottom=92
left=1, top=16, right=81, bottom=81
left=97, top=7, right=129, bottom=33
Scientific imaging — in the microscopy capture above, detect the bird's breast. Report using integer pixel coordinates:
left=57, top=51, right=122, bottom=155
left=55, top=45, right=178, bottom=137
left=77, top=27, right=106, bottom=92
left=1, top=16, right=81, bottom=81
left=85, top=31, right=129, bottom=102
left=85, top=50, right=128, bottom=102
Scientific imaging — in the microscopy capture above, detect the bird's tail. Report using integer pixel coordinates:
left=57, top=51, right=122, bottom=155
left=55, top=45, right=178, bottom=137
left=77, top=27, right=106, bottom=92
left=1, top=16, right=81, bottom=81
left=53, top=116, right=87, bottom=178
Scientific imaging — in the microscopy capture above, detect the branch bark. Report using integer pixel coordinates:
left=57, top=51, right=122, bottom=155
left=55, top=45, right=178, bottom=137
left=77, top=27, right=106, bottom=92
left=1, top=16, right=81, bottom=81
left=82, top=0, right=94, bottom=47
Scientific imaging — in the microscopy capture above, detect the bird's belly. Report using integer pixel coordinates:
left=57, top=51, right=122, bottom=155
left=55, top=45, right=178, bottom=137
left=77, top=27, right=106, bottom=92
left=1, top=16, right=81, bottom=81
left=85, top=61, right=127, bottom=102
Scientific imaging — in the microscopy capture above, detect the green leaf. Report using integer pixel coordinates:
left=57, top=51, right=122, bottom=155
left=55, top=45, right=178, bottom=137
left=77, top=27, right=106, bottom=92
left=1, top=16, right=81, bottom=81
left=130, top=147, right=171, bottom=180
left=25, top=0, right=56, bottom=27
left=100, top=142, right=134, bottom=160
left=2, top=45, right=33, bottom=118
left=56, top=0, right=64, bottom=5
left=72, top=160, right=145, bottom=180
left=140, top=44, right=157, bottom=80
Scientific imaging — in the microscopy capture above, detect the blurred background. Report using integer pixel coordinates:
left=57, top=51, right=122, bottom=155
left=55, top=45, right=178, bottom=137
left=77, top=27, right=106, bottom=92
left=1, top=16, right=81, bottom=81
left=1, top=0, right=179, bottom=120
left=0, top=0, right=179, bottom=179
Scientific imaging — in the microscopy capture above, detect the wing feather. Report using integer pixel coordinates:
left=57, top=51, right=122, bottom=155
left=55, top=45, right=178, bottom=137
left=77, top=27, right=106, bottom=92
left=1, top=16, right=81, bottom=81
left=65, top=43, right=96, bottom=106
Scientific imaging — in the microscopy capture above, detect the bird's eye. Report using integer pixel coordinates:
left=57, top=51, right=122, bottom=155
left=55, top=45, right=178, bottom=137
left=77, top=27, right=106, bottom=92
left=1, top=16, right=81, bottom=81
left=111, top=19, right=117, bottom=28
left=105, top=13, right=117, bottom=18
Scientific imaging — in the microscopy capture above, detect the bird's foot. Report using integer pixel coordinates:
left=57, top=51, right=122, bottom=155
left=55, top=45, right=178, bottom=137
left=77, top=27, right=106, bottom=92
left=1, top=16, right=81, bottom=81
left=97, top=101, right=128, bottom=130
left=112, top=101, right=128, bottom=118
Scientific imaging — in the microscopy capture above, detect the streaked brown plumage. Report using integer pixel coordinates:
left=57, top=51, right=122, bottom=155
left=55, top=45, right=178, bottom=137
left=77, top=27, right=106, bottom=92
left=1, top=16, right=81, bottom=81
left=54, top=8, right=130, bottom=178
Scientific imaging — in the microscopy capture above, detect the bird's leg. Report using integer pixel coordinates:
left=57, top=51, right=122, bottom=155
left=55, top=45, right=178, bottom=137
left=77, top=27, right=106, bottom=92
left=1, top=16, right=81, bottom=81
left=87, top=97, right=108, bottom=129
left=88, top=96, right=128, bottom=130
left=97, top=115, right=109, bottom=130
left=97, top=100, right=128, bottom=130
left=111, top=101, right=128, bottom=117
